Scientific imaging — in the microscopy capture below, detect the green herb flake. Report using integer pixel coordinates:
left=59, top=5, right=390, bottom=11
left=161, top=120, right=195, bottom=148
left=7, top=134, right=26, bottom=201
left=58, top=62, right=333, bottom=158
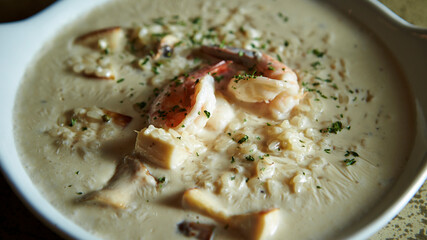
left=345, top=150, right=359, bottom=157
left=312, top=49, right=325, bottom=58
left=344, top=158, right=356, bottom=166
left=245, top=155, right=255, bottom=161
left=231, top=156, right=235, bottom=163
left=141, top=57, right=149, bottom=65
left=231, top=176, right=236, bottom=180
left=191, top=17, right=201, bottom=25
left=204, top=110, right=211, bottom=118
left=311, top=61, right=321, bottom=69
left=324, top=149, right=331, bottom=154
left=69, top=118, right=77, bottom=127
left=238, top=135, right=249, bottom=144
left=320, top=121, right=343, bottom=134
left=138, top=101, right=147, bottom=109
left=157, top=177, right=166, bottom=183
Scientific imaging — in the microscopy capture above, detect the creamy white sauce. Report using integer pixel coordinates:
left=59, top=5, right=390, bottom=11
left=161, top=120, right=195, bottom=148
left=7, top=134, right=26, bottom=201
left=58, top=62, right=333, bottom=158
left=14, top=0, right=414, bottom=239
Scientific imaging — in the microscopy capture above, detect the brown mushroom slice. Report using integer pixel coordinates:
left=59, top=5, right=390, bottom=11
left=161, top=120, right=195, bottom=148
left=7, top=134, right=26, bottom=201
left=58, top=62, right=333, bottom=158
left=81, top=156, right=156, bottom=208
left=101, top=109, right=133, bottom=128
left=75, top=26, right=125, bottom=51
left=153, top=34, right=180, bottom=60
left=182, top=188, right=280, bottom=240
left=82, top=68, right=115, bottom=80
left=177, top=221, right=215, bottom=240
left=135, top=125, right=191, bottom=169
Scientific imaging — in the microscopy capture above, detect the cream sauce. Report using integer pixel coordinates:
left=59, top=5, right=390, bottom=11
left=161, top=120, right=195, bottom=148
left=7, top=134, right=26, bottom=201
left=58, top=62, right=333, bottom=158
left=14, top=0, right=414, bottom=239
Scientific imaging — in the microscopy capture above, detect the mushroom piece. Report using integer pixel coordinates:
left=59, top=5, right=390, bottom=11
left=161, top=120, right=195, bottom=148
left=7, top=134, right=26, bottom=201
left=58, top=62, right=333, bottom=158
left=75, top=26, right=126, bottom=51
left=153, top=34, right=180, bottom=60
left=81, top=155, right=156, bottom=208
left=182, top=188, right=281, bottom=240
left=177, top=221, right=215, bottom=240
left=101, top=109, right=133, bottom=128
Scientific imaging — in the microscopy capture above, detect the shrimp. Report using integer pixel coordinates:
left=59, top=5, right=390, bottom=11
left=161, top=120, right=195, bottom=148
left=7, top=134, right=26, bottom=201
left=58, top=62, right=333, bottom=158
left=148, top=60, right=231, bottom=134
left=201, top=45, right=303, bottom=120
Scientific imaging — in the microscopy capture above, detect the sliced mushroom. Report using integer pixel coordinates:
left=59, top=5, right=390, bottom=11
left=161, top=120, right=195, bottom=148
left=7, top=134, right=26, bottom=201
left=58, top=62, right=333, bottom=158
left=177, top=221, right=215, bottom=240
left=81, top=155, right=156, bottom=208
left=135, top=125, right=191, bottom=169
left=182, top=188, right=280, bottom=240
left=75, top=26, right=125, bottom=51
left=101, top=109, right=132, bottom=128
left=153, top=34, right=180, bottom=60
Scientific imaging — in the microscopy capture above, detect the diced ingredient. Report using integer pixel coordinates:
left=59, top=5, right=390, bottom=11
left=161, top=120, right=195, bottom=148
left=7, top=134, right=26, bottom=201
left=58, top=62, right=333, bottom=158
left=182, top=188, right=280, bottom=240
left=135, top=125, right=191, bottom=169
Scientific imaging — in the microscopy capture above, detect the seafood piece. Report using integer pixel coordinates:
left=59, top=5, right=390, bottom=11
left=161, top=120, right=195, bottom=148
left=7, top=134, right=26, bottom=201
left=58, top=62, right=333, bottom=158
left=182, top=188, right=280, bottom=240
left=153, top=34, right=180, bottom=60
left=202, top=45, right=302, bottom=120
left=75, top=26, right=125, bottom=51
left=204, top=92, right=235, bottom=132
left=148, top=61, right=231, bottom=134
left=135, top=125, right=192, bottom=169
left=81, top=155, right=156, bottom=208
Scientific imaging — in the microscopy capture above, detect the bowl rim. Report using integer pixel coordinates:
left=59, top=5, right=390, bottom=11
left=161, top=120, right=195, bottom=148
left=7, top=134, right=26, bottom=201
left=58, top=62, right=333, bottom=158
left=0, top=0, right=426, bottom=239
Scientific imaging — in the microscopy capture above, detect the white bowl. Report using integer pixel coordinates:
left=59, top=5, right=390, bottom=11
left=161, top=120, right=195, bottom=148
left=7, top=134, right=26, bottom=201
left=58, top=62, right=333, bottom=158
left=0, top=0, right=426, bottom=239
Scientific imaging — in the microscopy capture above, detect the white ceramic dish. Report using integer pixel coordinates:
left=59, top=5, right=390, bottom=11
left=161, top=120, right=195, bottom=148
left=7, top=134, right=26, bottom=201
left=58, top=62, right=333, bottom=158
left=0, top=0, right=426, bottom=239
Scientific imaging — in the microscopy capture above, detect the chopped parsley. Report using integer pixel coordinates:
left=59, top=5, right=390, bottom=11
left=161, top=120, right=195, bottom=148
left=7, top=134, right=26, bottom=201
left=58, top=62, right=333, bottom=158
left=157, top=177, right=166, bottom=183
left=231, top=176, right=236, bottom=180
left=324, top=149, right=331, bottom=154
left=311, top=61, right=321, bottom=69
left=69, top=118, right=77, bottom=127
left=345, top=150, right=359, bottom=157
left=277, top=12, right=289, bottom=22
left=141, top=57, right=149, bottom=65
left=238, top=135, right=249, bottom=144
left=320, top=121, right=343, bottom=134
left=204, top=110, right=211, bottom=118
left=344, top=158, right=356, bottom=166
left=116, top=78, right=125, bottom=83
left=312, top=49, right=325, bottom=58
left=137, top=101, right=146, bottom=109
left=245, top=155, right=255, bottom=161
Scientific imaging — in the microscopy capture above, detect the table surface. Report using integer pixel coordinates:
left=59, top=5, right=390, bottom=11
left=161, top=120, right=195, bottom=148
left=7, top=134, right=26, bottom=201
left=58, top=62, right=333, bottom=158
left=0, top=0, right=426, bottom=239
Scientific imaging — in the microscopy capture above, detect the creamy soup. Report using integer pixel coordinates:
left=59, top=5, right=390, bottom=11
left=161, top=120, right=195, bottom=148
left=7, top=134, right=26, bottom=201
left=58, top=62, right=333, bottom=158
left=14, top=0, right=414, bottom=239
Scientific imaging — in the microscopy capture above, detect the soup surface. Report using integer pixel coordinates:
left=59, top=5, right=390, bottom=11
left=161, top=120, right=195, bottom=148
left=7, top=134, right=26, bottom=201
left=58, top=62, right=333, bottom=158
left=14, top=0, right=415, bottom=239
